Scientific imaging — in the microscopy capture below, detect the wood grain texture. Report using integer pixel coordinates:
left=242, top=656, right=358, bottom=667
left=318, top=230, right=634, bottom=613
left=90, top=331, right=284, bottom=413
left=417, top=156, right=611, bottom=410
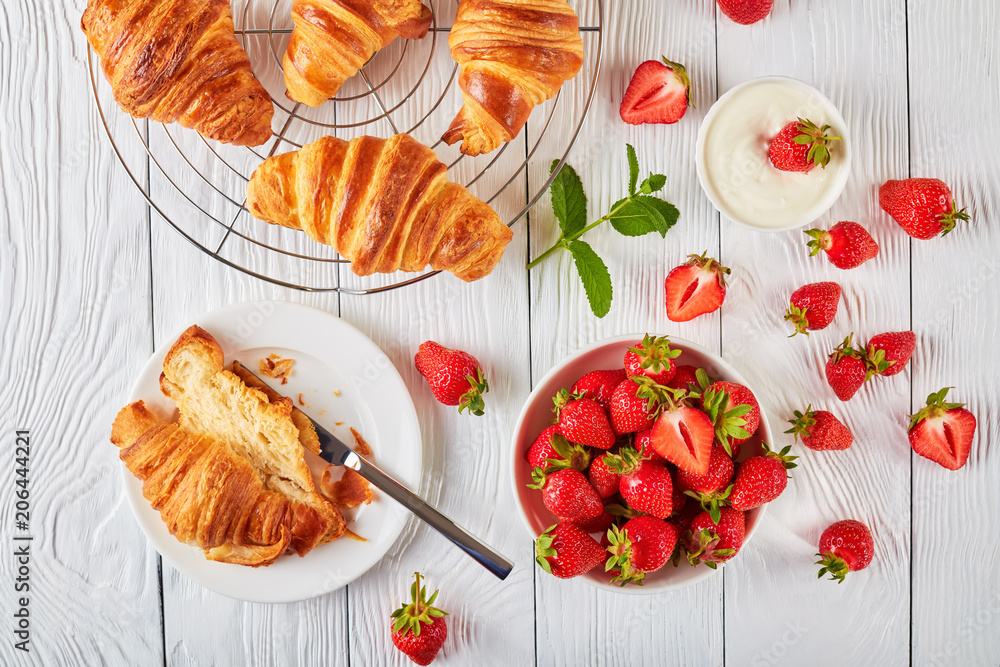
left=908, top=2, right=1000, bottom=665
left=0, top=1, right=162, bottom=664
left=529, top=2, right=725, bottom=666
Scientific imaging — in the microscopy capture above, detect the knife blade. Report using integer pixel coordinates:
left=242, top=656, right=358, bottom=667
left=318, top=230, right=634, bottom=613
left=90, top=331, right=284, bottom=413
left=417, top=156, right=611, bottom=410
left=233, top=362, right=514, bottom=580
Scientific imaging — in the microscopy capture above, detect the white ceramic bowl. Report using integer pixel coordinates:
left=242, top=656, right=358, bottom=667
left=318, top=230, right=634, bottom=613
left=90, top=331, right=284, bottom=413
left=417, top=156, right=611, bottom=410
left=511, top=334, right=773, bottom=593
left=695, top=76, right=852, bottom=233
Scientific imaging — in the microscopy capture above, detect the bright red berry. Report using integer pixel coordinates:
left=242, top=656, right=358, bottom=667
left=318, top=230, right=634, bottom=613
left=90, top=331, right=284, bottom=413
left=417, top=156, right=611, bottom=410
left=907, top=387, right=976, bottom=470
left=729, top=444, right=797, bottom=511
left=825, top=334, right=868, bottom=401
left=785, top=407, right=853, bottom=451
left=768, top=118, right=842, bottom=172
left=390, top=572, right=448, bottom=666
left=804, top=221, right=879, bottom=270
left=664, top=252, right=730, bottom=322
left=555, top=394, right=615, bottom=450
left=620, top=57, right=692, bottom=125
left=717, top=0, right=773, bottom=25
left=588, top=455, right=620, bottom=499
left=785, top=282, right=842, bottom=336
left=816, top=520, right=874, bottom=583
left=535, top=522, right=605, bottom=579
left=879, top=178, right=970, bottom=240
left=534, top=468, right=603, bottom=520
left=686, top=506, right=746, bottom=567
left=865, top=331, right=916, bottom=379
left=606, top=516, right=680, bottom=585
left=414, top=341, right=489, bottom=415
left=571, top=369, right=628, bottom=414
left=624, top=334, right=681, bottom=385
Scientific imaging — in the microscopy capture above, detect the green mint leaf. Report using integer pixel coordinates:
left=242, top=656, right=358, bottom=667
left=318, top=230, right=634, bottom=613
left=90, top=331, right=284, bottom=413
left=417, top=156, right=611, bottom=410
left=608, top=198, right=659, bottom=237
left=635, top=196, right=679, bottom=237
left=549, top=160, right=588, bottom=238
left=639, top=173, right=667, bottom=194
left=626, top=144, right=639, bottom=196
left=567, top=240, right=613, bottom=318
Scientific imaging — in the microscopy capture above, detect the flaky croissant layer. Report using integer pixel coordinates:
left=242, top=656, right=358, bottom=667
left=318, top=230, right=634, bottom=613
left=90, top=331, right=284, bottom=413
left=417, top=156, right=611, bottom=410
left=246, top=134, right=513, bottom=282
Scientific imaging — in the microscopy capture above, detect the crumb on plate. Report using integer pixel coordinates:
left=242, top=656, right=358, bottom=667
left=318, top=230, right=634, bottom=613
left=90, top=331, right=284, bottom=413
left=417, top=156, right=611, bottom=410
left=259, top=353, right=294, bottom=385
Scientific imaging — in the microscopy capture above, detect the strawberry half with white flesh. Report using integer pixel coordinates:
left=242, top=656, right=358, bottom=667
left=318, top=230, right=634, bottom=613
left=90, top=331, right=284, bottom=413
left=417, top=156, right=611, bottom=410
left=664, top=252, right=730, bottom=322
left=649, top=388, right=716, bottom=475
left=907, top=387, right=976, bottom=470
left=619, top=57, right=692, bottom=125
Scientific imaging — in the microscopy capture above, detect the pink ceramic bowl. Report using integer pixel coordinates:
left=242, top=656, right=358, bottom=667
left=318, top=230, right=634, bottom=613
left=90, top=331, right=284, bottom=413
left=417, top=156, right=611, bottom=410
left=510, top=334, right=773, bottom=593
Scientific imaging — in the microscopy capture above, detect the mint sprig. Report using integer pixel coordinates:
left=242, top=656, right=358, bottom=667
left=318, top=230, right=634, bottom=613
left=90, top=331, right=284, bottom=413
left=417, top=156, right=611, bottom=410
left=527, top=144, right=680, bottom=318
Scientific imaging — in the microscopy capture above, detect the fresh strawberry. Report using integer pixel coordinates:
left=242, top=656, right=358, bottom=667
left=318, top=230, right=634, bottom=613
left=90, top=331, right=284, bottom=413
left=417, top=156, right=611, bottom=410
left=390, top=572, right=448, bottom=666
left=624, top=334, right=681, bottom=385
left=650, top=393, right=716, bottom=474
left=525, top=427, right=592, bottom=473
left=609, top=451, right=675, bottom=519
left=717, top=0, right=773, bottom=25
left=785, top=406, right=853, bottom=451
left=535, top=522, right=605, bottom=579
left=816, top=519, right=874, bottom=583
left=768, top=118, right=842, bottom=172
left=785, top=282, right=842, bottom=337
left=588, top=455, right=620, bottom=499
left=729, top=443, right=797, bottom=511
left=570, top=369, right=628, bottom=414
left=634, top=428, right=666, bottom=464
left=619, top=57, right=692, bottom=125
left=907, top=387, right=976, bottom=470
left=677, top=444, right=734, bottom=524
left=701, top=381, right=760, bottom=454
left=825, top=334, right=868, bottom=401
left=563, top=511, right=615, bottom=536
left=865, top=331, right=916, bottom=379
left=667, top=365, right=702, bottom=391
left=608, top=379, right=659, bottom=435
left=664, top=252, right=730, bottom=322
left=530, top=468, right=603, bottom=520
left=553, top=392, right=616, bottom=449
left=685, top=506, right=746, bottom=567
left=606, top=516, right=680, bottom=585
left=804, top=221, right=879, bottom=270
left=879, top=178, right=970, bottom=240
left=414, top=341, right=489, bottom=415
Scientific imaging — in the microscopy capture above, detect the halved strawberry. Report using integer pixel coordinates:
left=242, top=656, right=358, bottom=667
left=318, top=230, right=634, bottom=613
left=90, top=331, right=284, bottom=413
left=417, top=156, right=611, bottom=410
left=619, top=57, right=692, bottom=126
left=664, top=252, right=730, bottom=322
left=907, top=387, right=976, bottom=470
left=650, top=397, right=715, bottom=475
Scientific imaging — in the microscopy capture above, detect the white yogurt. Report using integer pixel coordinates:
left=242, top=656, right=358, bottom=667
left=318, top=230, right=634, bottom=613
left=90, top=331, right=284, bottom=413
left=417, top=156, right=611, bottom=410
left=696, top=77, right=851, bottom=231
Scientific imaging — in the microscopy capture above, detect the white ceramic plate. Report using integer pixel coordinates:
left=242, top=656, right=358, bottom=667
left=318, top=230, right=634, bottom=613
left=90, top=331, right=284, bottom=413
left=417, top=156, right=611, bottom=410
left=511, top=334, right=772, bottom=594
left=120, top=300, right=422, bottom=603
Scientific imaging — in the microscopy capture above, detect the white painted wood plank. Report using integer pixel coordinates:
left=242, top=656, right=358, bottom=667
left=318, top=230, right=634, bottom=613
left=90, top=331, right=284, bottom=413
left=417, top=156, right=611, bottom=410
left=529, top=2, right=724, bottom=665
left=0, top=1, right=161, bottom=664
left=908, top=2, right=1000, bottom=665
left=715, top=2, right=912, bottom=665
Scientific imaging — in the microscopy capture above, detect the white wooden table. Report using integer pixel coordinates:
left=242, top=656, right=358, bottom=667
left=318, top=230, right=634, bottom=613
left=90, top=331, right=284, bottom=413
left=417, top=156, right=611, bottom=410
left=3, top=0, right=999, bottom=665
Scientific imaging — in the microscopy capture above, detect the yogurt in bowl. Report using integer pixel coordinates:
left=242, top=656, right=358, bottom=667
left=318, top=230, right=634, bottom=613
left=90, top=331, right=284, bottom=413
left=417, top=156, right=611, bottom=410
left=696, top=76, right=851, bottom=232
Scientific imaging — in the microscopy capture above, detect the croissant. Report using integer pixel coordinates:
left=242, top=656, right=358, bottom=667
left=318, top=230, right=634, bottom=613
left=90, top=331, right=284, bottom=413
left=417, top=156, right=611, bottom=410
left=283, top=0, right=433, bottom=107
left=112, top=402, right=292, bottom=567
left=81, top=0, right=274, bottom=146
left=442, top=0, right=584, bottom=156
left=246, top=134, right=514, bottom=282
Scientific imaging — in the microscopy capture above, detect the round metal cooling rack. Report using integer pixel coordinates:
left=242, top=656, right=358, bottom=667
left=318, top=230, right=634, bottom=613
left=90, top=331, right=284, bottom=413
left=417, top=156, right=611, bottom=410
left=88, top=0, right=605, bottom=294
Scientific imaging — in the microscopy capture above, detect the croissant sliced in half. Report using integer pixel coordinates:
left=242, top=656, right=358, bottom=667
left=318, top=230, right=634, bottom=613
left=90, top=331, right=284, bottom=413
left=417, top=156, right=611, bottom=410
left=443, top=0, right=584, bottom=156
left=246, top=134, right=514, bottom=282
left=82, top=0, right=274, bottom=146
left=283, top=0, right=433, bottom=107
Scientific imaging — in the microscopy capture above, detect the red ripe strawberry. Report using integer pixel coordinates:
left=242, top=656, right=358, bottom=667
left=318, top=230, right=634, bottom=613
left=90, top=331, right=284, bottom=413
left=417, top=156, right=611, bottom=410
left=816, top=519, right=874, bottom=583
left=606, top=516, right=680, bottom=585
left=717, top=0, right=773, bottom=25
left=615, top=457, right=675, bottom=519
left=414, top=341, right=489, bottom=415
left=685, top=506, right=746, bottom=567
left=804, top=221, right=879, bottom=270
left=390, top=572, right=448, bottom=666
left=571, top=369, right=627, bottom=414
left=865, top=331, right=916, bottom=379
left=624, top=334, right=681, bottom=385
left=664, top=252, right=730, bottom=322
left=907, top=387, right=976, bottom=470
left=525, top=426, right=560, bottom=469
left=879, top=178, right=970, bottom=240
left=634, top=428, right=666, bottom=464
left=676, top=444, right=734, bottom=494
left=729, top=443, right=797, bottom=511
left=651, top=401, right=715, bottom=475
left=588, top=455, right=620, bottom=499
left=785, top=406, right=853, bottom=451
left=768, top=118, right=842, bottom=172
left=564, top=511, right=615, bottom=536
left=555, top=394, right=615, bottom=449
left=619, top=57, right=691, bottom=125
left=525, top=429, right=591, bottom=473
left=532, top=468, right=603, bottom=520
left=609, top=378, right=666, bottom=435
left=667, top=364, right=702, bottom=391
left=701, top=380, right=760, bottom=454
left=825, top=334, right=868, bottom=401
left=535, top=522, right=605, bottom=579
left=785, top=282, right=842, bottom=337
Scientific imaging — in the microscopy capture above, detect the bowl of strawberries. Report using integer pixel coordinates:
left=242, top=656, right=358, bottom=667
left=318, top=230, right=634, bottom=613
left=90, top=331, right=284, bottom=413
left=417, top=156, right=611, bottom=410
left=512, top=334, right=792, bottom=593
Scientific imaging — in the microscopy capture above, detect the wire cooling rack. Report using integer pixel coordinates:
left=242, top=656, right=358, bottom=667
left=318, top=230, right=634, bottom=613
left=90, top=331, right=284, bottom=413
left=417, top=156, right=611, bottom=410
left=88, top=0, right=605, bottom=293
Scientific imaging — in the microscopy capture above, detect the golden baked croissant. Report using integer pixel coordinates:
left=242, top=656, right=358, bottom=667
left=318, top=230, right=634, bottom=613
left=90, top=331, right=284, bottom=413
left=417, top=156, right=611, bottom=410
left=443, top=0, right=584, bottom=156
left=283, top=0, right=433, bottom=107
left=112, top=402, right=292, bottom=567
left=246, top=134, right=514, bottom=282
left=81, top=0, right=274, bottom=146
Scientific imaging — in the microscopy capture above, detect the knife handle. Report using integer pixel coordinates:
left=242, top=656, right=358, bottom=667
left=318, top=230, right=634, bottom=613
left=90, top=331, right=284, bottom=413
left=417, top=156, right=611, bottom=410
left=352, top=455, right=514, bottom=580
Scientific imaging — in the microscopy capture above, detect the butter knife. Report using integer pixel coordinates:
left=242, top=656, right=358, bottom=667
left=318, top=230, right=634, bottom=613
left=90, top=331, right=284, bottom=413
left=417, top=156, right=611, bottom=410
left=233, top=362, right=514, bottom=580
